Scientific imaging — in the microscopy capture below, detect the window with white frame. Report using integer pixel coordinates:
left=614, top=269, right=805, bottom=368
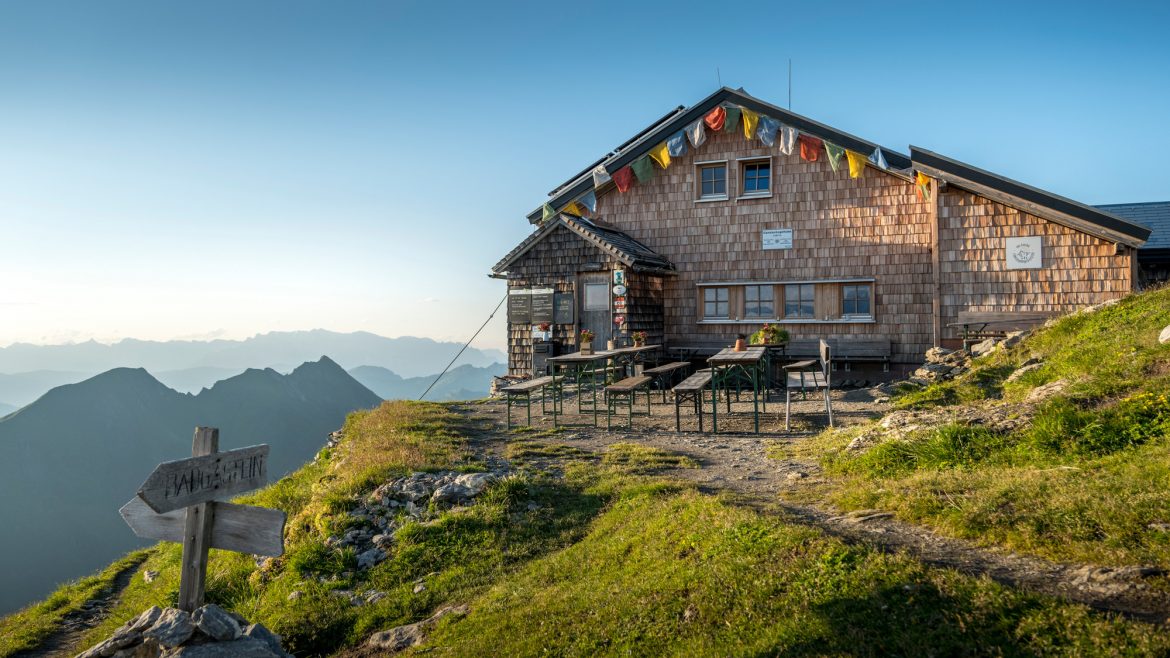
left=698, top=163, right=727, bottom=200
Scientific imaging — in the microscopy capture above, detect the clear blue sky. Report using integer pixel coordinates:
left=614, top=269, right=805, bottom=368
left=1, top=0, right=1166, bottom=350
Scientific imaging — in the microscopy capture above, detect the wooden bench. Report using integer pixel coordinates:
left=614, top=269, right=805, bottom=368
left=671, top=369, right=713, bottom=432
left=605, top=375, right=652, bottom=430
left=643, top=361, right=692, bottom=403
left=502, top=375, right=562, bottom=429
left=951, top=312, right=1053, bottom=349
left=834, top=339, right=892, bottom=372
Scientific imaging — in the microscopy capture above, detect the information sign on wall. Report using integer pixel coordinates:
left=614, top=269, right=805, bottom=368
left=762, top=229, right=794, bottom=250
left=1005, top=237, right=1042, bottom=270
left=508, top=290, right=532, bottom=324
left=530, top=288, right=554, bottom=323
left=553, top=293, right=575, bottom=325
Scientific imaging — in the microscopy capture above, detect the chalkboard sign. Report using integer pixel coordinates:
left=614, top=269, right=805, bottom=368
left=531, top=288, right=554, bottom=323
left=554, top=292, right=575, bottom=325
left=508, top=291, right=532, bottom=324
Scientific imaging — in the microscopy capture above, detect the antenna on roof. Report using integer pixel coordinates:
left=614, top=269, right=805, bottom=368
left=788, top=59, right=792, bottom=110
left=716, top=67, right=722, bottom=87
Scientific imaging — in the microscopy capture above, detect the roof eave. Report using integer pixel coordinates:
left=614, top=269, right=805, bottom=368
left=911, top=147, right=1151, bottom=249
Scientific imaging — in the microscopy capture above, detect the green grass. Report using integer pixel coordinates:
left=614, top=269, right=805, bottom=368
left=0, top=550, right=151, bottom=657
left=423, top=486, right=1169, bottom=657
left=810, top=286, right=1170, bottom=565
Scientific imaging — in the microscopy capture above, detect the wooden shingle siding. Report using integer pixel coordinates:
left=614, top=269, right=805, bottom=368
left=504, top=224, right=622, bottom=375
left=596, top=124, right=935, bottom=362
left=937, top=189, right=1132, bottom=339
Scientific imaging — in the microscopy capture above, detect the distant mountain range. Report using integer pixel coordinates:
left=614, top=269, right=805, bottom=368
left=0, top=330, right=505, bottom=379
left=349, top=363, right=506, bottom=401
left=0, top=357, right=382, bottom=615
left=0, top=401, right=15, bottom=417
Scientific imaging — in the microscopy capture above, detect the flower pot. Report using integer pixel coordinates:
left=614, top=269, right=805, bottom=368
left=606, top=340, right=616, bottom=351
left=580, top=341, right=593, bottom=355
left=633, top=340, right=645, bottom=347
left=734, top=338, right=746, bottom=352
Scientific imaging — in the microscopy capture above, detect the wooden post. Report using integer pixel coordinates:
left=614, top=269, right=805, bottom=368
left=178, top=427, right=218, bottom=612
left=930, top=177, right=943, bottom=347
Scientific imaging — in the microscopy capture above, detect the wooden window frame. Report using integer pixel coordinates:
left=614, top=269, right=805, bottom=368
left=743, top=284, right=775, bottom=319
left=783, top=283, right=816, bottom=320
left=841, top=283, right=873, bottom=319
left=702, top=286, right=730, bottom=319
left=737, top=156, right=773, bottom=200
left=695, top=160, right=729, bottom=202
left=697, top=279, right=875, bottom=325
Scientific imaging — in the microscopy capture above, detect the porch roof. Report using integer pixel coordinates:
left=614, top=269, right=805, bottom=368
left=491, top=214, right=675, bottom=277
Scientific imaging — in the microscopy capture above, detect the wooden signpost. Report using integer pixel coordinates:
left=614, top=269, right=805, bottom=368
left=120, top=427, right=286, bottom=611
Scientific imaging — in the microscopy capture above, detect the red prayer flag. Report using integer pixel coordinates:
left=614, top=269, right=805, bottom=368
left=612, top=165, right=634, bottom=193
left=704, top=106, right=726, bottom=131
left=799, top=135, right=823, bottom=162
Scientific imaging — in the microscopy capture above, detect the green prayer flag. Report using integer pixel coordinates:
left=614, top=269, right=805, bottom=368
left=541, top=203, right=557, bottom=221
left=723, top=105, right=741, bottom=132
left=824, top=141, right=845, bottom=172
left=631, top=155, right=654, bottom=183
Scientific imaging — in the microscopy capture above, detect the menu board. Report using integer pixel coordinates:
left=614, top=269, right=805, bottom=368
left=554, top=292, right=575, bottom=325
left=530, top=288, right=554, bottom=323
left=507, top=290, right=532, bottom=324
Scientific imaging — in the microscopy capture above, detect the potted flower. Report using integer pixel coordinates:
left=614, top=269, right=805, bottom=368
left=538, top=322, right=551, bottom=332
left=579, top=329, right=595, bottom=355
left=734, top=333, right=747, bottom=352
left=750, top=323, right=789, bottom=345
left=631, top=330, right=647, bottom=347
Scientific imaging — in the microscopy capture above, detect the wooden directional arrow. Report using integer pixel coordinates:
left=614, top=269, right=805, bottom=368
left=120, top=496, right=285, bottom=557
left=137, top=444, right=269, bottom=514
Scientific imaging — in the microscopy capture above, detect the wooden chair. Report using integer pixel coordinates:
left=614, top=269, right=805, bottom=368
left=785, top=340, right=833, bottom=431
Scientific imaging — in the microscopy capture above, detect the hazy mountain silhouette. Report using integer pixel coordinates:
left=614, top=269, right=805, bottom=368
left=153, top=366, right=245, bottom=393
left=0, top=330, right=505, bottom=378
left=0, top=370, right=90, bottom=407
left=0, top=401, right=16, bottom=416
left=349, top=363, right=506, bottom=401
left=0, top=357, right=381, bottom=615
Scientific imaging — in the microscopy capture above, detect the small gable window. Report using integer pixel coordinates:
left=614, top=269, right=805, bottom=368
left=741, top=159, right=771, bottom=196
left=699, top=163, right=727, bottom=200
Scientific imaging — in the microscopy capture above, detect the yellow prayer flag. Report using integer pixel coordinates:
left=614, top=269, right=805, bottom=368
left=916, top=172, right=930, bottom=187
left=563, top=202, right=583, bottom=216
left=649, top=142, right=671, bottom=169
left=742, top=108, right=759, bottom=140
left=846, top=150, right=867, bottom=179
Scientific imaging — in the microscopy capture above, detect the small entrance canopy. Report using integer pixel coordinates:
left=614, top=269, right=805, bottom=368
left=491, top=214, right=675, bottom=278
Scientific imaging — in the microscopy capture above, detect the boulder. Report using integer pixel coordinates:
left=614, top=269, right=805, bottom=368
left=164, top=637, right=280, bottom=658
left=192, top=604, right=241, bottom=642
left=241, top=623, right=286, bottom=657
left=1160, top=325, right=1170, bottom=345
left=1026, top=378, right=1069, bottom=403
left=357, top=547, right=386, bottom=570
left=969, top=338, right=999, bottom=357
left=127, top=606, right=165, bottom=633
left=365, top=605, right=469, bottom=654
left=143, top=608, right=195, bottom=648
left=431, top=483, right=474, bottom=505
left=454, top=472, right=495, bottom=496
left=77, top=626, right=141, bottom=658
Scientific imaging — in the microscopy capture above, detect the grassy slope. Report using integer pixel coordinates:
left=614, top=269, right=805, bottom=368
left=806, top=286, right=1170, bottom=566
left=5, top=391, right=1170, bottom=656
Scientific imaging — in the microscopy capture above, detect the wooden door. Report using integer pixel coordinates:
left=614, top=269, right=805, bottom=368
left=578, top=273, right=612, bottom=347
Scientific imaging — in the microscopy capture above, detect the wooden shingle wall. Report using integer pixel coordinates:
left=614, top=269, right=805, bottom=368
left=596, top=125, right=935, bottom=362
left=937, top=190, right=1133, bottom=338
left=504, top=224, right=621, bottom=375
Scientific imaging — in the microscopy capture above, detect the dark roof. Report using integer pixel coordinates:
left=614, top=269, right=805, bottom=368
left=911, top=147, right=1151, bottom=248
left=526, top=87, right=912, bottom=224
left=492, top=215, right=675, bottom=276
left=1094, top=202, right=1170, bottom=250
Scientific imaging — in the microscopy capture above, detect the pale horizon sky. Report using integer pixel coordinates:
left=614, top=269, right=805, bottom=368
left=2, top=1, right=1167, bottom=352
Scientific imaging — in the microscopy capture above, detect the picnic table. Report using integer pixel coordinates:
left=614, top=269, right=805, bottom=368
left=607, top=344, right=661, bottom=377
left=547, top=349, right=616, bottom=426
left=707, top=346, right=768, bottom=434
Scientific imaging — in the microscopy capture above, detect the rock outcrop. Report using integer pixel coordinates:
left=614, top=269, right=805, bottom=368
left=76, top=605, right=291, bottom=658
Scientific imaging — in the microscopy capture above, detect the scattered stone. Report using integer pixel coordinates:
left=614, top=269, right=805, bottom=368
left=142, top=570, right=159, bottom=583
left=357, top=547, right=386, bottom=570
left=412, top=582, right=426, bottom=594
left=143, top=608, right=195, bottom=648
left=77, top=626, right=141, bottom=657
left=1005, top=362, right=1044, bottom=383
left=969, top=338, right=999, bottom=357
left=1026, top=378, right=1069, bottom=403
left=1149, top=523, right=1170, bottom=533
left=454, top=472, right=496, bottom=495
left=286, top=590, right=301, bottom=602
left=192, top=604, right=241, bottom=641
left=365, top=590, right=387, bottom=604
left=785, top=471, right=807, bottom=481
left=431, top=483, right=474, bottom=505
left=127, top=606, right=165, bottom=633
left=1160, top=325, right=1170, bottom=345
left=365, top=604, right=469, bottom=653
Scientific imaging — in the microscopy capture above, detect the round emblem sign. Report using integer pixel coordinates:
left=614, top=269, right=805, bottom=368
left=612, top=284, right=627, bottom=296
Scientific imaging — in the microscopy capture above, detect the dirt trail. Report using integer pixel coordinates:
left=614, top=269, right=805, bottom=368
left=12, top=554, right=148, bottom=658
left=453, top=395, right=1170, bottom=624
